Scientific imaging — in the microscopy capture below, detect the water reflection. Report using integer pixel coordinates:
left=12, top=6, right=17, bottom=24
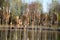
left=0, top=26, right=60, bottom=40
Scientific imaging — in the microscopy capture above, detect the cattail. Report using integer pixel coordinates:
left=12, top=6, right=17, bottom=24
left=19, top=19, right=22, bottom=26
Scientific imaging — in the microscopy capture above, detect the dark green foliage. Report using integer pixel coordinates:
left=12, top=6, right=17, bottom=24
left=0, top=0, right=4, bottom=7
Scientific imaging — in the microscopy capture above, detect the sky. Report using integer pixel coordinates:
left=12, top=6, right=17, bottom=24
left=22, top=0, right=52, bottom=13
left=43, top=0, right=52, bottom=12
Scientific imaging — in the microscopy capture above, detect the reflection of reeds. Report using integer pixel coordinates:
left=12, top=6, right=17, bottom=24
left=0, top=27, right=59, bottom=40
left=32, top=21, right=34, bottom=40
left=24, top=25, right=27, bottom=40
